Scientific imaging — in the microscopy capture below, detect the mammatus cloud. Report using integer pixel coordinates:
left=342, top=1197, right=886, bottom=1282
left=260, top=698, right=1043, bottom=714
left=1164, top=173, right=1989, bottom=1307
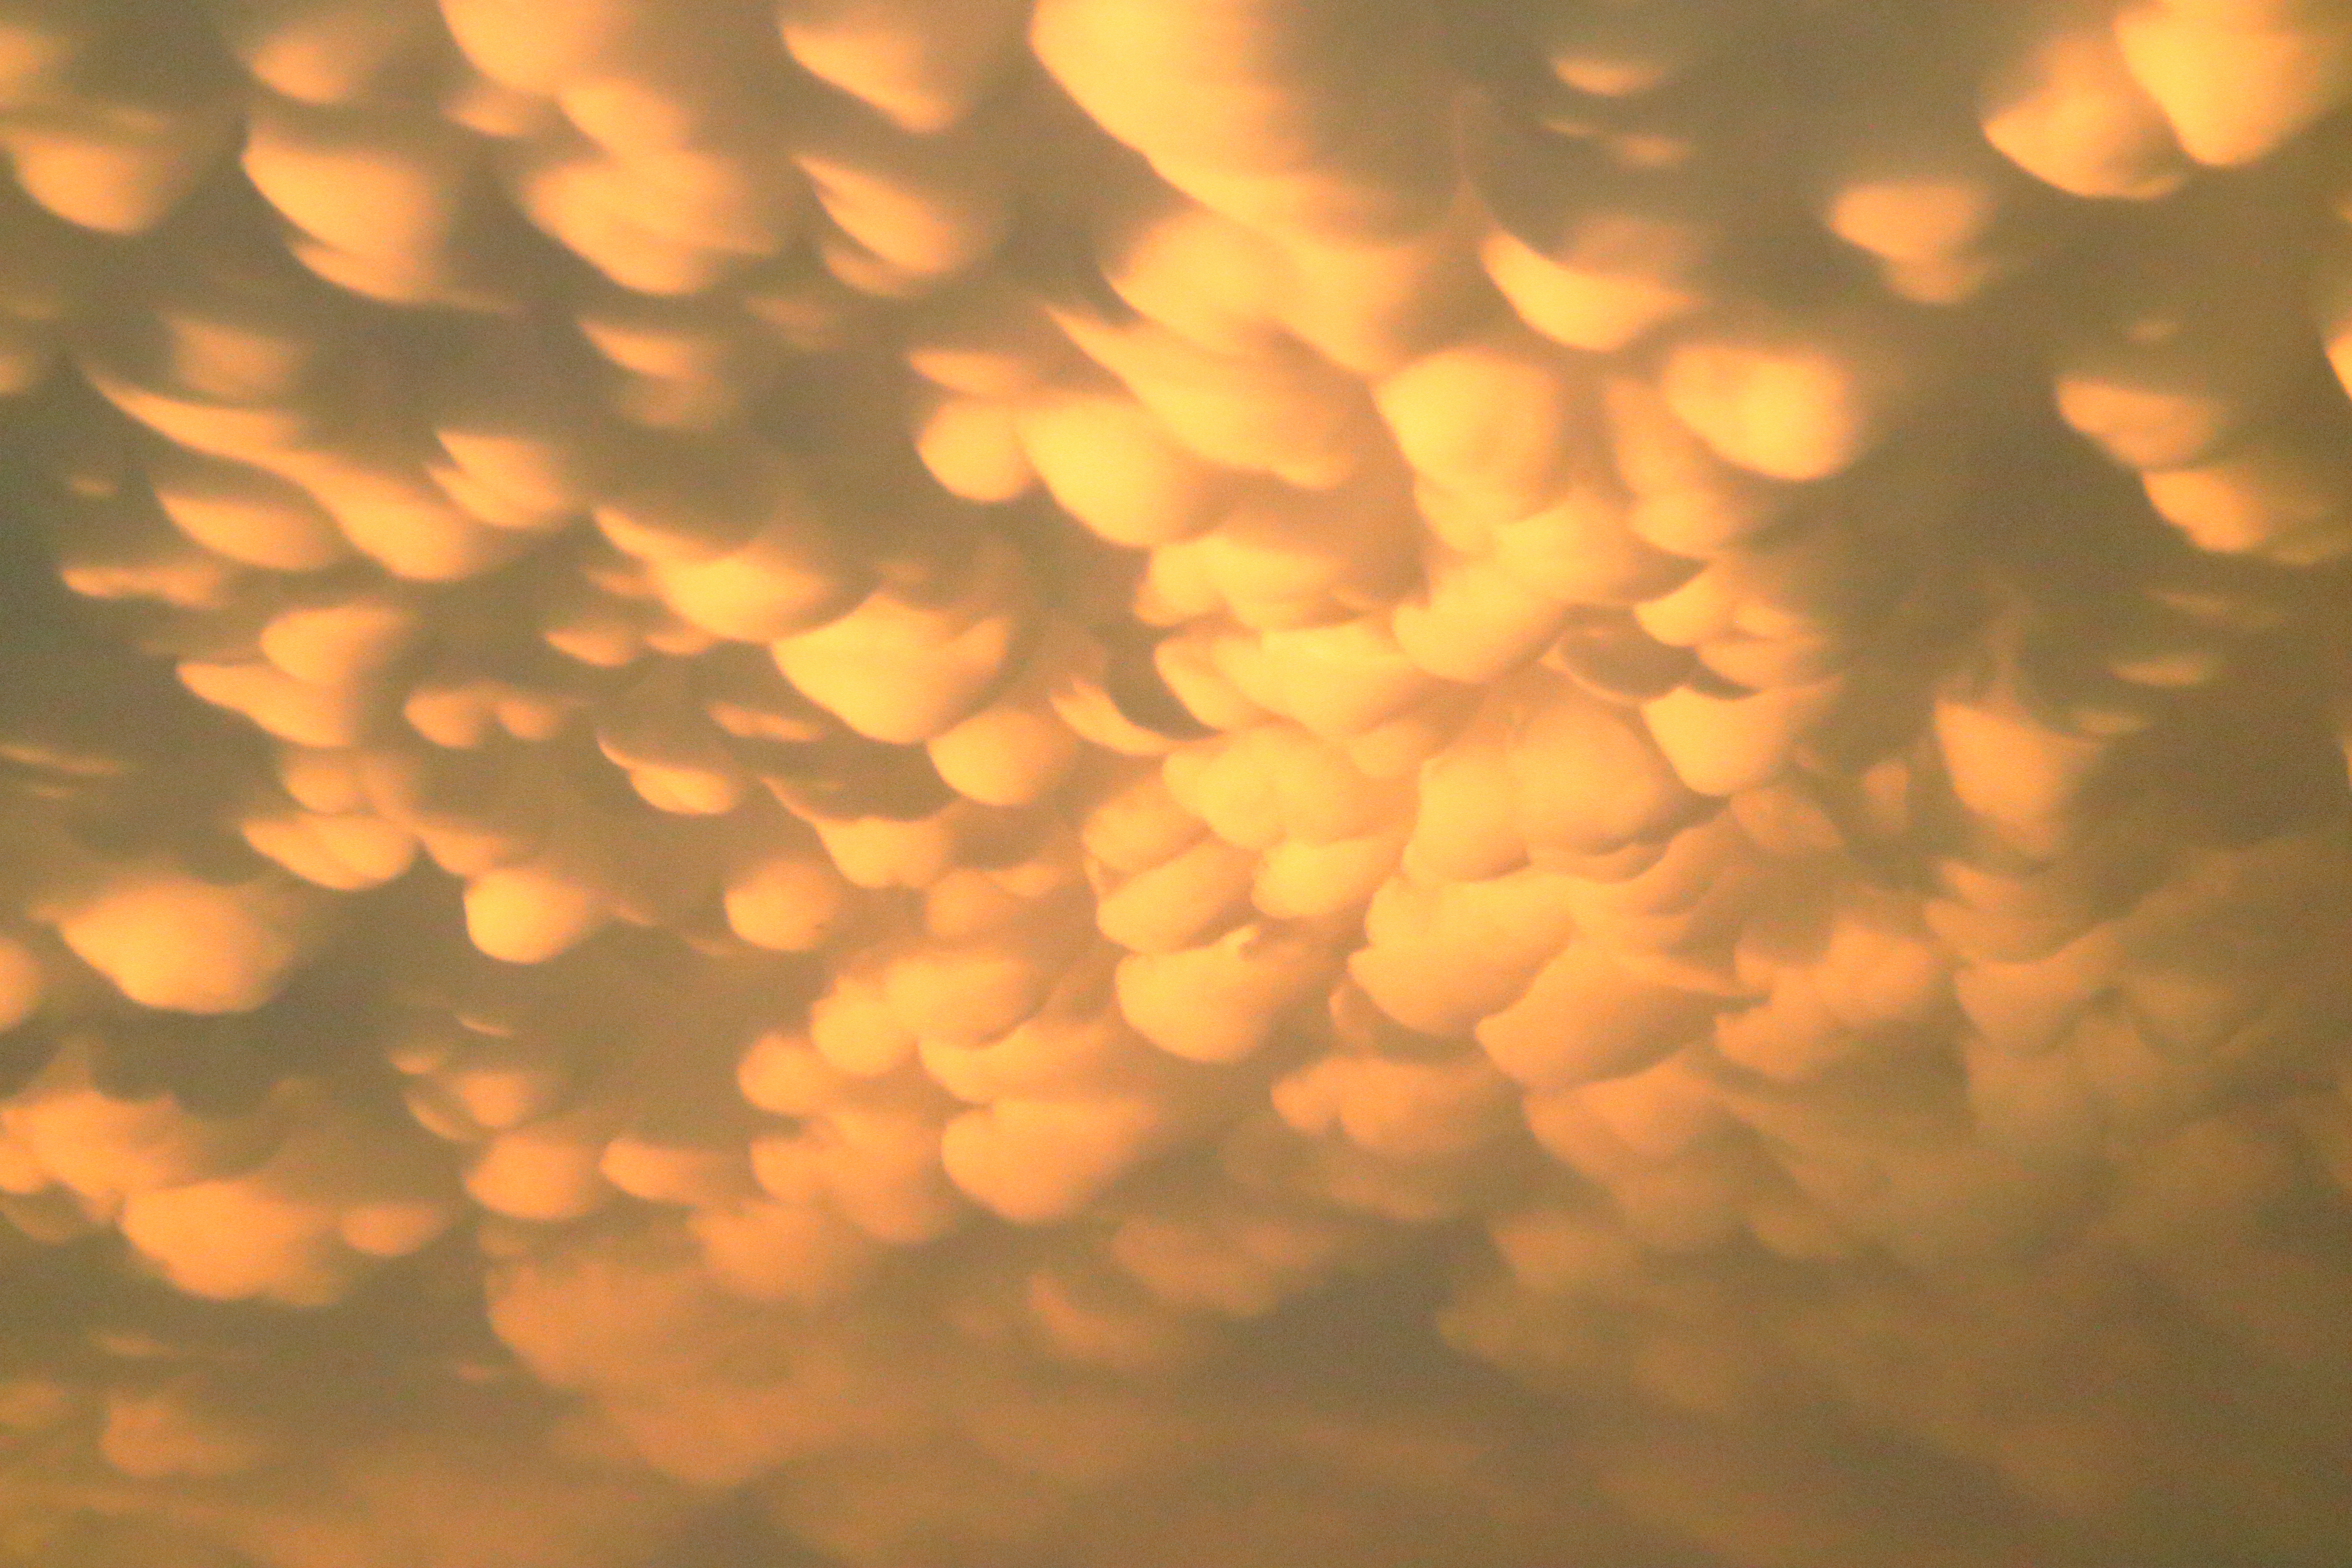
left=0, top=0, right=2346, bottom=1564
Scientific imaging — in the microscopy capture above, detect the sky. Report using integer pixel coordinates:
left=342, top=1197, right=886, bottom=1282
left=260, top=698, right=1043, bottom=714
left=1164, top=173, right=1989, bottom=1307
left=0, top=1, right=2349, bottom=1565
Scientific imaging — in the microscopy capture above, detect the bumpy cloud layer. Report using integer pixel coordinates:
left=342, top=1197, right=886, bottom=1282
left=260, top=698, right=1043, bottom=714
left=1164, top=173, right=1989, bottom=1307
left=0, top=1, right=2348, bottom=1565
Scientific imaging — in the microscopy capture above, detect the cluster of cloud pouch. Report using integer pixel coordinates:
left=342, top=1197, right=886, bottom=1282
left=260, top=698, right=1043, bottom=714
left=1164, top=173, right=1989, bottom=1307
left=0, top=0, right=2348, bottom=1564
